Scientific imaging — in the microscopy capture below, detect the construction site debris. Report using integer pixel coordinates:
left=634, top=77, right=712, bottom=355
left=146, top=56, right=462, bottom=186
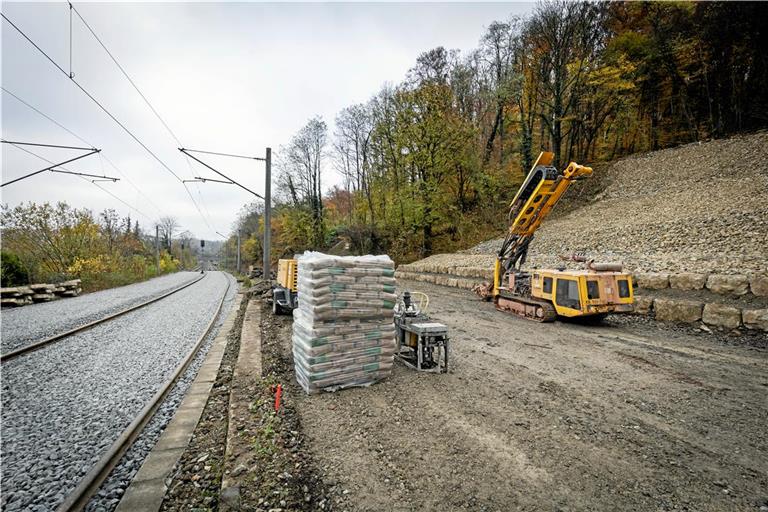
left=292, top=252, right=397, bottom=394
left=465, top=132, right=768, bottom=275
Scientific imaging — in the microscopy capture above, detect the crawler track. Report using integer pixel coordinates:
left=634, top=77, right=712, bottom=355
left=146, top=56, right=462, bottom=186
left=0, top=274, right=206, bottom=363
left=54, top=275, right=232, bottom=512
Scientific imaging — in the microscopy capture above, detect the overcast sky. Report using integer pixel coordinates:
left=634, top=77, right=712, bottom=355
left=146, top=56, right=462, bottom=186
left=1, top=1, right=534, bottom=240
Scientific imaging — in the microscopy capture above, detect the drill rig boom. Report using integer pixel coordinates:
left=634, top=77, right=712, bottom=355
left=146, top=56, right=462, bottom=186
left=495, top=152, right=593, bottom=295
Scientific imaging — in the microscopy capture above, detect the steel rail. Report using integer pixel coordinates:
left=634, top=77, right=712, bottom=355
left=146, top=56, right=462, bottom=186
left=0, top=274, right=206, bottom=363
left=56, top=274, right=233, bottom=512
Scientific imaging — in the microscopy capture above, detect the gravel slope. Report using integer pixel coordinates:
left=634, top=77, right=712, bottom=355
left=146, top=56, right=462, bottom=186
left=0, top=271, right=231, bottom=512
left=465, top=131, right=768, bottom=274
left=1, top=272, right=201, bottom=353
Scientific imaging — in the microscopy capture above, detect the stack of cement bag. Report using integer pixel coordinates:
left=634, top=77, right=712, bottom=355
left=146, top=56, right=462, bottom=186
left=292, top=252, right=397, bottom=394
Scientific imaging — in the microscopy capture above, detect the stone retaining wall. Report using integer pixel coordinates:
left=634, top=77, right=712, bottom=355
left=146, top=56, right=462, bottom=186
left=634, top=272, right=766, bottom=296
left=395, top=266, right=768, bottom=332
left=634, top=297, right=767, bottom=331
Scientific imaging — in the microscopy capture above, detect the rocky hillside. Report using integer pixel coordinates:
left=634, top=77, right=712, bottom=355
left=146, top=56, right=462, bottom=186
left=436, top=131, right=768, bottom=275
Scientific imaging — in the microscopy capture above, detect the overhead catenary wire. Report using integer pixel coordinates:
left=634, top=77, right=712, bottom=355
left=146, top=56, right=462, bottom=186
left=1, top=145, right=101, bottom=187
left=193, top=176, right=234, bottom=185
left=1, top=86, right=92, bottom=146
left=70, top=2, right=184, bottom=147
left=1, top=11, right=219, bottom=236
left=182, top=148, right=266, bottom=161
left=51, top=169, right=119, bottom=181
left=1, top=86, right=168, bottom=219
left=180, top=148, right=264, bottom=199
left=0, top=139, right=95, bottom=151
left=0, top=13, right=183, bottom=180
left=81, top=3, right=226, bottom=234
left=6, top=142, right=155, bottom=222
left=67, top=4, right=222, bottom=233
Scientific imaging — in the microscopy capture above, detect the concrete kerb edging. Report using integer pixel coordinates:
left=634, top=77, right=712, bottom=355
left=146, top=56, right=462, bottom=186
left=395, top=268, right=768, bottom=332
left=115, top=292, right=244, bottom=512
left=219, top=297, right=262, bottom=511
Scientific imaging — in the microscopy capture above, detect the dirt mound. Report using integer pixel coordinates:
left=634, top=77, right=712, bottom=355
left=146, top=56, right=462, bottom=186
left=463, top=131, right=768, bottom=274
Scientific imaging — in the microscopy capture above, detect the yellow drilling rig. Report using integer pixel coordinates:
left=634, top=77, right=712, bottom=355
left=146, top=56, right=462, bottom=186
left=475, top=152, right=634, bottom=322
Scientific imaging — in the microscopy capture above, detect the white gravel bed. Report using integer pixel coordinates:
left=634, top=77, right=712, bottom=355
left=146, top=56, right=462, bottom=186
left=1, top=272, right=201, bottom=354
left=0, top=271, right=231, bottom=512
left=85, top=273, right=239, bottom=512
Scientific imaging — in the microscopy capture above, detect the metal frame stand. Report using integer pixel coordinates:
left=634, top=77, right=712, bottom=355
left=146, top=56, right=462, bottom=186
left=395, top=319, right=449, bottom=373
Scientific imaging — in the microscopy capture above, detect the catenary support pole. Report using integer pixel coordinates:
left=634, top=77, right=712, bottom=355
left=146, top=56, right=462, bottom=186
left=236, top=230, right=241, bottom=275
left=155, top=225, right=159, bottom=272
left=263, top=147, right=271, bottom=279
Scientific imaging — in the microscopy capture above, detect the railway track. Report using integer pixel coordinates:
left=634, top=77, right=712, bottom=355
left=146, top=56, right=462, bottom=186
left=0, top=273, right=205, bottom=363
left=57, top=275, right=232, bottom=512
left=1, top=272, right=234, bottom=512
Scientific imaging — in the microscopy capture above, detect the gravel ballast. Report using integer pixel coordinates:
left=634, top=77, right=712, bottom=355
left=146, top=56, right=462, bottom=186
left=0, top=271, right=233, bottom=512
left=0, top=272, right=201, bottom=354
left=84, top=273, right=240, bottom=512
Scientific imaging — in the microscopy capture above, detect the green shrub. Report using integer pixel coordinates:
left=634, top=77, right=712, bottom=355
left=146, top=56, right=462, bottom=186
left=1, top=251, right=30, bottom=287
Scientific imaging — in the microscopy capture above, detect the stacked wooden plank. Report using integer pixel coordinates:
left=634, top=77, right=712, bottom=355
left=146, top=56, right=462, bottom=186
left=0, top=287, right=34, bottom=307
left=30, top=283, right=56, bottom=303
left=56, top=279, right=83, bottom=297
left=0, top=279, right=82, bottom=308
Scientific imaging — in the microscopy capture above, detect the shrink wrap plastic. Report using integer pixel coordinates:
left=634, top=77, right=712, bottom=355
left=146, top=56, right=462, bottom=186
left=292, top=252, right=396, bottom=393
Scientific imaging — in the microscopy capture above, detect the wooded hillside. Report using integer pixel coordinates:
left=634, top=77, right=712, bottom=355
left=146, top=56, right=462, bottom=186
left=225, top=1, right=768, bottom=268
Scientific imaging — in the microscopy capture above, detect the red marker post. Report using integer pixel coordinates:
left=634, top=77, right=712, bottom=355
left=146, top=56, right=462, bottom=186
left=274, top=383, right=283, bottom=412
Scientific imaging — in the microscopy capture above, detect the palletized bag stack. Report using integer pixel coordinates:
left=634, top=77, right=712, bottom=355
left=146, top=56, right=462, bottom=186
left=292, top=252, right=397, bottom=394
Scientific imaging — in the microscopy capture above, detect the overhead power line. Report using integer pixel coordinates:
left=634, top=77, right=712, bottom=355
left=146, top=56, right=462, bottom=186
left=1, top=86, right=168, bottom=219
left=180, top=148, right=264, bottom=199
left=7, top=142, right=155, bottom=222
left=1, top=86, right=92, bottom=146
left=0, top=12, right=184, bottom=181
left=68, top=3, right=221, bottom=233
left=51, top=169, right=119, bottom=181
left=1, top=141, right=101, bottom=187
left=195, top=176, right=235, bottom=185
left=70, top=2, right=184, bottom=148
left=0, top=139, right=95, bottom=151
left=183, top=148, right=266, bottom=161
left=1, top=11, right=218, bottom=234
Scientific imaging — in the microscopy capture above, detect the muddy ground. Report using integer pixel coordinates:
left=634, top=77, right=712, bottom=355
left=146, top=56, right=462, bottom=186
left=264, top=280, right=768, bottom=512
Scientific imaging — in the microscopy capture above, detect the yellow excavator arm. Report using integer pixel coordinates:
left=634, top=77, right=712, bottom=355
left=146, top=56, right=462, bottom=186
left=493, top=152, right=592, bottom=296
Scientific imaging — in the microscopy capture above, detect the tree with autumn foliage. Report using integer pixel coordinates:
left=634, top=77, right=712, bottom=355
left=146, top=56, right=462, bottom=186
left=259, top=0, right=768, bottom=265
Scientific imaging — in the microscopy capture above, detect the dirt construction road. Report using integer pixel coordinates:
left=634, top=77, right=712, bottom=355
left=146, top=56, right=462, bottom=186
left=270, top=280, right=768, bottom=512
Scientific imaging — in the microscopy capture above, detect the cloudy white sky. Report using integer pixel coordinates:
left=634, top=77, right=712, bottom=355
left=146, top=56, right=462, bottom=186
left=2, top=1, right=534, bottom=240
